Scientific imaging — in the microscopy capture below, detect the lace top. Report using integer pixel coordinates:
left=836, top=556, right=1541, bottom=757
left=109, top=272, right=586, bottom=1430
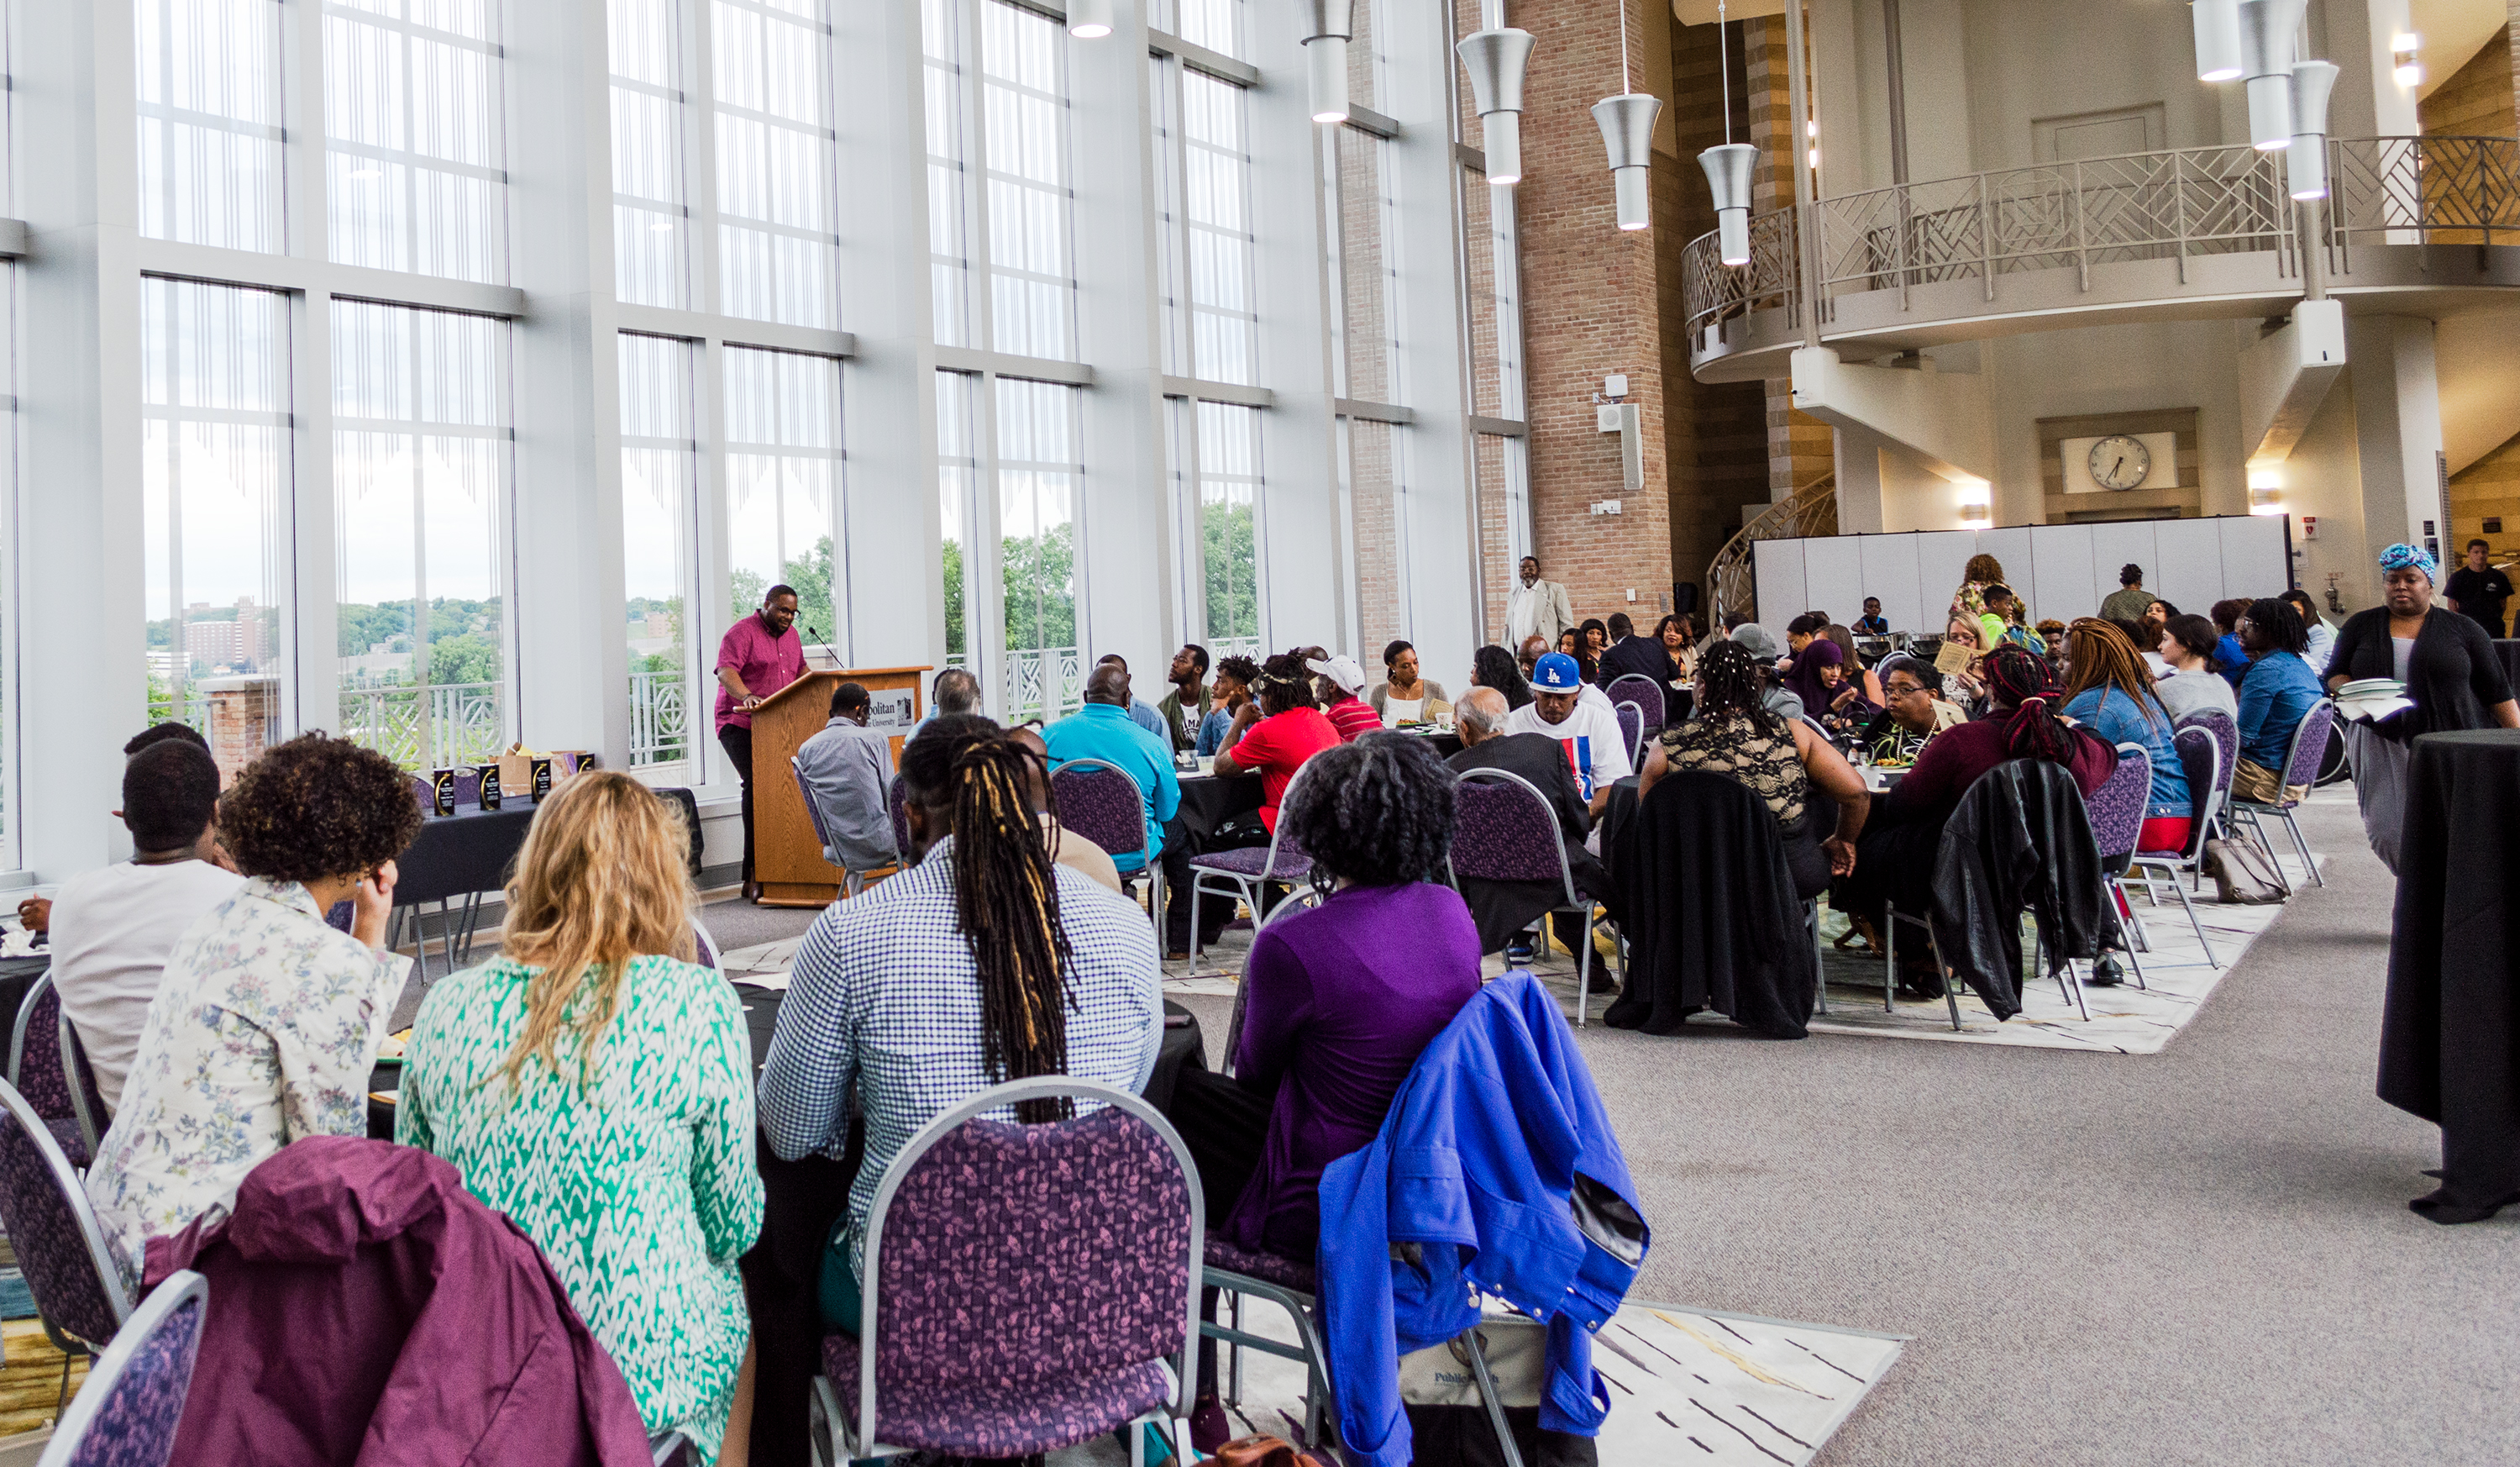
left=1656, top=715, right=1808, bottom=829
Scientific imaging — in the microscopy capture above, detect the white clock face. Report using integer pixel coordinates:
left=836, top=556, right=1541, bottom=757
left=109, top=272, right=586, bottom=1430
left=2087, top=434, right=2152, bottom=492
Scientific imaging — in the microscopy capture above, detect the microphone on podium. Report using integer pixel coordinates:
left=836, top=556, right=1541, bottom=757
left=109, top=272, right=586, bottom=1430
left=805, top=623, right=837, bottom=667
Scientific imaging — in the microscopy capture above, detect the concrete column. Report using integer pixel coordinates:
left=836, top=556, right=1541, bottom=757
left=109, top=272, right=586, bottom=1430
left=2346, top=313, right=2449, bottom=574
left=1834, top=424, right=1887, bottom=534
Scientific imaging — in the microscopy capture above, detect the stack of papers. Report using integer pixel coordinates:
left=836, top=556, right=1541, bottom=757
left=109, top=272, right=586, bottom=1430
left=2332, top=678, right=2414, bottom=724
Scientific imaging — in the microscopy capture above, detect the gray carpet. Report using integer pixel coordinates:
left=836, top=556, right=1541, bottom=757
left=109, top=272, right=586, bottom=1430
left=696, top=896, right=826, bottom=952
left=1174, top=797, right=2510, bottom=1464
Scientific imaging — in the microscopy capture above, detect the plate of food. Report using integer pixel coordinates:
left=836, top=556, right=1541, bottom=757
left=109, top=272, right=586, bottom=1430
left=374, top=1028, right=412, bottom=1066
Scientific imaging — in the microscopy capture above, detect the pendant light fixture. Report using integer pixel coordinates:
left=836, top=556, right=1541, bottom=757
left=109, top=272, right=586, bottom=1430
left=1066, top=0, right=1112, bottom=39
left=2235, top=0, right=2310, bottom=150
left=1303, top=0, right=1355, bottom=124
left=1593, top=0, right=1662, bottom=230
left=2287, top=58, right=2339, bottom=200
left=1695, top=0, right=1757, bottom=265
left=2191, top=0, right=2242, bottom=82
left=1457, top=24, right=1536, bottom=186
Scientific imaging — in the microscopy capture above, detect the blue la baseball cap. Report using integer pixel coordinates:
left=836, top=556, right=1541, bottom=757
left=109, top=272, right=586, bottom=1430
left=1531, top=652, right=1583, bottom=692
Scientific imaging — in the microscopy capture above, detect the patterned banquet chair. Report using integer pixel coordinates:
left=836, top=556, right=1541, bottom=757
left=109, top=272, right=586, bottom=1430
left=1447, top=768, right=1613, bottom=1025
left=1613, top=702, right=1645, bottom=769
left=1050, top=758, right=1163, bottom=932
left=809, top=1077, right=1199, bottom=1467
left=792, top=758, right=881, bottom=899
left=2085, top=743, right=2153, bottom=991
left=2227, top=699, right=2336, bottom=889
left=11, top=975, right=94, bottom=1169
left=1186, top=763, right=1322, bottom=966
left=33, top=1269, right=207, bottom=1467
left=0, top=1077, right=135, bottom=1410
left=1603, top=674, right=1666, bottom=731
left=2174, top=708, right=2240, bottom=839
left=2125, top=724, right=2226, bottom=969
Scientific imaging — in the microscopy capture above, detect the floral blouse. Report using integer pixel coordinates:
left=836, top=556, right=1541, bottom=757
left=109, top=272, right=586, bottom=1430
left=85, top=877, right=409, bottom=1283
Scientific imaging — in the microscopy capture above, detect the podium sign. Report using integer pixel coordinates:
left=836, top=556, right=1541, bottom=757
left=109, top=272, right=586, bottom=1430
left=749, top=665, right=929, bottom=908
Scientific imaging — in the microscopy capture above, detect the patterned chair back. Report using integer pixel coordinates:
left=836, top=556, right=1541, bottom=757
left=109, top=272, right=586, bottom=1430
left=690, top=919, right=722, bottom=971
left=856, top=1078, right=1197, bottom=1454
left=36, top=1270, right=207, bottom=1467
left=0, top=1079, right=130, bottom=1354
left=1604, top=676, right=1665, bottom=729
left=2276, top=701, right=2337, bottom=801
left=2175, top=709, right=2240, bottom=809
left=2087, top=744, right=2150, bottom=860
left=2156, top=726, right=2222, bottom=859
left=1048, top=761, right=1150, bottom=865
left=791, top=758, right=841, bottom=865
left=886, top=776, right=911, bottom=858
left=1450, top=770, right=1574, bottom=892
left=12, top=976, right=87, bottom=1165
left=1613, top=702, right=1644, bottom=766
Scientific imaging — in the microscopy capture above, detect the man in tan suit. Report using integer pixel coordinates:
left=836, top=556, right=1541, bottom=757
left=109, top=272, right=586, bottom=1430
left=1506, top=555, right=1576, bottom=650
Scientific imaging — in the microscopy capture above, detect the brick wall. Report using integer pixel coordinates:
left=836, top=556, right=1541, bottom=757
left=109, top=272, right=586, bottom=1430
left=1742, top=16, right=1831, bottom=503
left=1515, top=0, right=1674, bottom=626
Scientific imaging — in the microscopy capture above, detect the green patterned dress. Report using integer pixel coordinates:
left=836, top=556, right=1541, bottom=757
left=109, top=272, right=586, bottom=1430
left=398, top=955, right=764, bottom=1457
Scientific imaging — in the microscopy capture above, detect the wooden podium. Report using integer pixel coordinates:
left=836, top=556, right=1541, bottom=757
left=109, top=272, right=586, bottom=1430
left=750, top=665, right=928, bottom=908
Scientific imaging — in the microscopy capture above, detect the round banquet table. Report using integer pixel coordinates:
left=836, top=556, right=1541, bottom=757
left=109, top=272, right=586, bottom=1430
left=2378, top=729, right=2520, bottom=1222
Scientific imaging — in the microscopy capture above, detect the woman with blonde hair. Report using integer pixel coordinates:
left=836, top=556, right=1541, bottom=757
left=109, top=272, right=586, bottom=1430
left=400, top=772, right=763, bottom=1459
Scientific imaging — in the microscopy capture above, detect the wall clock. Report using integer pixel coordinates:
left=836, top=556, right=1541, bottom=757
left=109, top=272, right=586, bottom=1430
left=2086, top=434, right=2152, bottom=492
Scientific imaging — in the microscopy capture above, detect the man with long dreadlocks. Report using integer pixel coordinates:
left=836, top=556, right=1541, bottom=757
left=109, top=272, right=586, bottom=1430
left=753, top=714, right=1162, bottom=1431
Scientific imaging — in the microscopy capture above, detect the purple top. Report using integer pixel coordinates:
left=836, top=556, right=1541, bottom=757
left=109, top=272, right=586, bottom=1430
left=1225, top=881, right=1483, bottom=1258
left=714, top=613, right=805, bottom=732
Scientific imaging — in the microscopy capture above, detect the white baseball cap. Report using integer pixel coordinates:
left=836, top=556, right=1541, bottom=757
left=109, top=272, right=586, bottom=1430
left=1305, top=653, right=1367, bottom=695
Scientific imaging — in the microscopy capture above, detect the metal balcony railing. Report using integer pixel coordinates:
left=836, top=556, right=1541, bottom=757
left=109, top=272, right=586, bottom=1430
left=1706, top=474, right=1839, bottom=627
left=341, top=681, right=506, bottom=771
left=1683, top=136, right=2520, bottom=347
left=628, top=667, right=690, bottom=768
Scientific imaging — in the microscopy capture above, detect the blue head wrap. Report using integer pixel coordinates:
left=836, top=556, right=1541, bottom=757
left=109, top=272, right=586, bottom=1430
left=2378, top=543, right=2439, bottom=583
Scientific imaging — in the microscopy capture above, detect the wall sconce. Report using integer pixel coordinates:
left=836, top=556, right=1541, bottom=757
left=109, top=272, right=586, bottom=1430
left=1594, top=93, right=1664, bottom=231
left=1457, top=27, right=1536, bottom=185
left=1956, top=478, right=1992, bottom=523
left=1806, top=119, right=1819, bottom=171
left=2193, top=0, right=2244, bottom=82
left=2288, top=59, right=2338, bottom=200
left=2393, top=33, right=2423, bottom=87
left=2236, top=0, right=2310, bottom=151
left=1302, top=0, right=1354, bottom=124
left=1066, top=0, right=1112, bottom=39
left=2249, top=467, right=2284, bottom=514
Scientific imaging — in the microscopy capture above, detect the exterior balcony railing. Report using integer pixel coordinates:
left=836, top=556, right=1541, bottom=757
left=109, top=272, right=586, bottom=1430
left=628, top=666, right=690, bottom=768
left=341, top=681, right=507, bottom=772
left=1683, top=136, right=2520, bottom=379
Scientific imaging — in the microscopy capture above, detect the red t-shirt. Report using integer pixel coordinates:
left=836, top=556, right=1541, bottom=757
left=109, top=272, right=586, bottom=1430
left=1231, top=707, right=1341, bottom=829
left=1322, top=694, right=1383, bottom=743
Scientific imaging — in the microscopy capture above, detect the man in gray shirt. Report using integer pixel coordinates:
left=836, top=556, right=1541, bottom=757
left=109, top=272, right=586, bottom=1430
left=795, top=681, right=900, bottom=875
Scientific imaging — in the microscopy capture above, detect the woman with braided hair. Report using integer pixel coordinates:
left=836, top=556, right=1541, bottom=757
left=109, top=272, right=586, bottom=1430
left=756, top=714, right=1161, bottom=1359
left=1834, top=643, right=2116, bottom=992
left=2061, top=617, right=2192, bottom=855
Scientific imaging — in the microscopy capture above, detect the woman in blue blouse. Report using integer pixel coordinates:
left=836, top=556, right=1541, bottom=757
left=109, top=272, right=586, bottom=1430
left=2061, top=619, right=2191, bottom=853
left=2231, top=597, right=2325, bottom=804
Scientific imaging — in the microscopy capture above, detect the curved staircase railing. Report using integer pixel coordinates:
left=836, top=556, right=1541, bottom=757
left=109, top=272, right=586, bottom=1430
left=1707, top=473, right=1836, bottom=627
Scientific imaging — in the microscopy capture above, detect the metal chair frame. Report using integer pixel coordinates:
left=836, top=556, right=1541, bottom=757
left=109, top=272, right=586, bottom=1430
left=2085, top=743, right=2155, bottom=992
left=1446, top=767, right=1613, bottom=1026
left=2227, top=698, right=2334, bottom=888
left=10, top=974, right=97, bottom=1165
left=33, top=1268, right=206, bottom=1467
left=1049, top=757, right=1167, bottom=938
left=1602, top=674, right=1666, bottom=731
left=1882, top=765, right=2101, bottom=1029
left=1612, top=701, right=1646, bottom=767
left=1186, top=762, right=1324, bottom=966
left=0, top=1077, right=134, bottom=1407
left=792, top=755, right=896, bottom=899
left=2122, top=727, right=2226, bottom=970
left=56, top=1010, right=107, bottom=1163
left=811, top=1077, right=1201, bottom=1467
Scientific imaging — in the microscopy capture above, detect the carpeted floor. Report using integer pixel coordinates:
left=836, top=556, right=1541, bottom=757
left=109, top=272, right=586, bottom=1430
left=1167, top=795, right=2517, bottom=1465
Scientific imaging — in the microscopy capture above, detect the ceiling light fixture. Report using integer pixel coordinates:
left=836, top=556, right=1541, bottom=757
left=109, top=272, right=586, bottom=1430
left=1595, top=0, right=1662, bottom=230
left=1696, top=0, right=1756, bottom=264
left=2235, top=0, right=2310, bottom=151
left=1066, top=0, right=1112, bottom=38
left=1457, top=24, right=1536, bottom=186
left=2192, top=0, right=2243, bottom=82
left=2287, top=58, right=2338, bottom=200
left=1302, top=0, right=1354, bottom=124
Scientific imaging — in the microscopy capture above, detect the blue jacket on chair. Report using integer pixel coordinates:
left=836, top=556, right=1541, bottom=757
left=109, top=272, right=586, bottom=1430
left=1315, top=972, right=1649, bottom=1467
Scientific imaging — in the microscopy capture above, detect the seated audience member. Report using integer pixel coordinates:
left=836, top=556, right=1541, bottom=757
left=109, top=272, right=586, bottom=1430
left=1043, top=662, right=1180, bottom=872
left=17, top=722, right=220, bottom=939
left=1779, top=620, right=1849, bottom=715
left=1177, top=655, right=1344, bottom=955
left=1644, top=641, right=1869, bottom=900
left=757, top=721, right=1161, bottom=1340
left=1504, top=653, right=1633, bottom=818
left=2230, top=597, right=2325, bottom=804
left=1661, top=614, right=1699, bottom=686
left=1471, top=644, right=1536, bottom=712
left=1599, top=613, right=1681, bottom=689
left=1368, top=639, right=1450, bottom=726
left=1811, top=611, right=1857, bottom=660
left=1580, top=618, right=1610, bottom=661
left=1554, top=628, right=1600, bottom=687
left=2208, top=599, right=2251, bottom=686
left=1095, top=654, right=1173, bottom=740
left=1853, top=599, right=1891, bottom=636
left=1861, top=655, right=1966, bottom=763
left=1517, top=634, right=1549, bottom=679
left=2155, top=613, right=2238, bottom=722
left=2061, top=618, right=2192, bottom=854
left=1982, top=585, right=2044, bottom=652
left=1310, top=652, right=1386, bottom=741
left=2281, top=588, right=2336, bottom=675
left=50, top=739, right=244, bottom=1116
left=1162, top=736, right=1481, bottom=1449
left=1835, top=645, right=2116, bottom=993
left=1715, top=623, right=1807, bottom=723
left=909, top=667, right=982, bottom=741
left=793, top=681, right=900, bottom=876
left=1816, top=651, right=1885, bottom=737
left=1446, top=687, right=1615, bottom=951
left=1007, top=721, right=1121, bottom=892
left=87, top=734, right=419, bottom=1283
left=399, top=774, right=762, bottom=1459
left=2040, top=620, right=2073, bottom=678
left=1157, top=644, right=1213, bottom=753
left=1939, top=616, right=1991, bottom=709
left=1197, top=655, right=1260, bottom=755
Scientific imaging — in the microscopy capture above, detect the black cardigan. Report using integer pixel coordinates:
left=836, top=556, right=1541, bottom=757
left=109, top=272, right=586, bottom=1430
left=2325, top=606, right=2515, bottom=739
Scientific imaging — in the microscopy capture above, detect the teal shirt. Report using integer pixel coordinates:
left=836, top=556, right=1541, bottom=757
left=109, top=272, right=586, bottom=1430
left=1042, top=702, right=1182, bottom=870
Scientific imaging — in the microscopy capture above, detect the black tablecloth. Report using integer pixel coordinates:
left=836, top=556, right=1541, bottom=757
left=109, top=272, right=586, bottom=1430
left=1172, top=773, right=1264, bottom=852
left=0, top=956, right=52, bottom=1055
left=2496, top=641, right=2520, bottom=696
left=2378, top=729, right=2520, bottom=1222
left=397, top=786, right=701, bottom=909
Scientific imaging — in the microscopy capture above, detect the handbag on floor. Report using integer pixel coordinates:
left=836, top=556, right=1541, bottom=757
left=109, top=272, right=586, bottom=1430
left=2202, top=832, right=2290, bottom=905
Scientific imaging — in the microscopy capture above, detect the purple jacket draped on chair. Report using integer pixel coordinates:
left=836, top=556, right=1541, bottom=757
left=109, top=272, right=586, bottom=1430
left=142, top=1135, right=653, bottom=1467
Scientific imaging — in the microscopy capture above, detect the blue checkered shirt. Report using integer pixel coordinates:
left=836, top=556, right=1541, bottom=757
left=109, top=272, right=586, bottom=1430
left=756, top=836, right=1164, bottom=1279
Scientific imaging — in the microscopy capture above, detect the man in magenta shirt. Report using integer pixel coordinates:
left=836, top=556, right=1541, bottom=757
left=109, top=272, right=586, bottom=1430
left=717, top=585, right=806, bottom=900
